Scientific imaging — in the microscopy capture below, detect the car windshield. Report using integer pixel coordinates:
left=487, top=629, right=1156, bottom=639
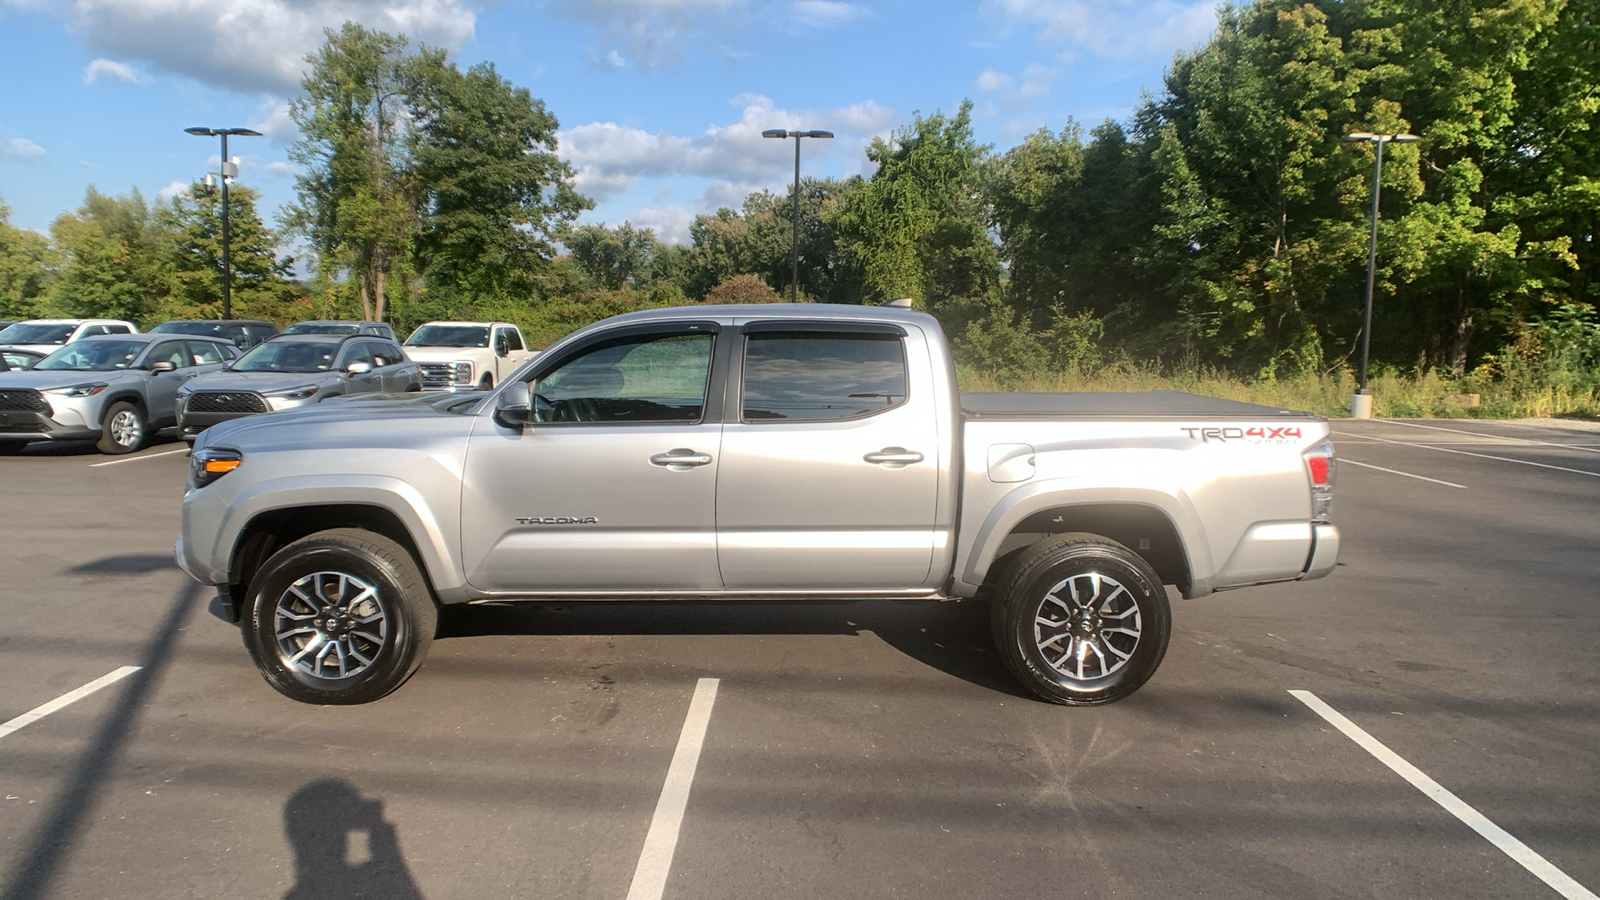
left=0, top=323, right=76, bottom=344
left=35, top=339, right=147, bottom=371
left=233, top=340, right=338, bottom=373
left=282, top=322, right=359, bottom=336
left=406, top=325, right=490, bottom=348
left=150, top=321, right=225, bottom=336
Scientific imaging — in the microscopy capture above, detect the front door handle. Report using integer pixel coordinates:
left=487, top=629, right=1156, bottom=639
left=864, top=447, right=924, bottom=466
left=650, top=449, right=714, bottom=468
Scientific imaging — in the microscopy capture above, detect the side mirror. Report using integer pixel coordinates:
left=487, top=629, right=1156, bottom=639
left=346, top=361, right=373, bottom=374
left=496, top=381, right=531, bottom=427
left=150, top=360, right=177, bottom=373
left=495, top=336, right=510, bottom=357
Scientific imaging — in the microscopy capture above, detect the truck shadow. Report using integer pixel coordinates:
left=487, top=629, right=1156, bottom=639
left=436, top=599, right=1027, bottom=699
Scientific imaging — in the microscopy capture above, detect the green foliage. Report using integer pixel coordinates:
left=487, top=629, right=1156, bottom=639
left=703, top=273, right=786, bottom=305
left=46, top=188, right=170, bottom=323
left=157, top=184, right=300, bottom=322
left=0, top=199, right=56, bottom=319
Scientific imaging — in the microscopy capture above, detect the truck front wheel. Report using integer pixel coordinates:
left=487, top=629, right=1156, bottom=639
left=991, top=533, right=1171, bottom=705
left=243, top=528, right=437, bottom=704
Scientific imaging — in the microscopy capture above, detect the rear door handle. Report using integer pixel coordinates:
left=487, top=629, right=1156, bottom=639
left=650, top=449, right=714, bottom=468
left=864, top=447, right=924, bottom=466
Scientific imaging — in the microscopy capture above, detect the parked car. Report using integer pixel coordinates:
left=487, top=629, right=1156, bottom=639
left=281, top=320, right=397, bottom=341
left=177, top=334, right=421, bottom=442
left=0, top=347, right=47, bottom=371
left=0, top=333, right=238, bottom=454
left=149, top=319, right=278, bottom=349
left=177, top=302, right=1339, bottom=705
left=0, top=319, right=139, bottom=354
left=402, top=321, right=537, bottom=391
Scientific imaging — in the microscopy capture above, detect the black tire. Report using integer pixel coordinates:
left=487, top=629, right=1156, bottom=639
left=405, top=383, right=421, bottom=392
left=0, top=441, right=27, bottom=455
left=97, top=400, right=145, bottom=454
left=478, top=375, right=493, bottom=390
left=243, top=528, right=437, bottom=705
left=991, top=533, right=1171, bottom=705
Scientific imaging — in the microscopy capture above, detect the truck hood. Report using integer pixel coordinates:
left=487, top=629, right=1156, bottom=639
left=0, top=369, right=143, bottom=392
left=402, top=346, right=491, bottom=362
left=198, top=391, right=482, bottom=452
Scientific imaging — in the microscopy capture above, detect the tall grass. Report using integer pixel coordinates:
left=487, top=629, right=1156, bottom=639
left=957, top=361, right=1600, bottom=419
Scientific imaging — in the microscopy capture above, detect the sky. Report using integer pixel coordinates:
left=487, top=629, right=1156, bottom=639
left=0, top=0, right=1222, bottom=248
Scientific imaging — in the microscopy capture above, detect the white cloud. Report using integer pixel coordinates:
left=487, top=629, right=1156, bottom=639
left=591, top=48, right=628, bottom=71
left=248, top=97, right=298, bottom=145
left=559, top=93, right=888, bottom=205
left=156, top=180, right=189, bottom=202
left=83, top=58, right=150, bottom=84
left=264, top=160, right=297, bottom=177
left=551, top=0, right=742, bottom=69
left=629, top=206, right=696, bottom=245
left=56, top=0, right=477, bottom=94
left=982, top=0, right=1220, bottom=58
left=976, top=69, right=1011, bottom=92
left=791, top=0, right=865, bottom=28
left=1, top=134, right=46, bottom=163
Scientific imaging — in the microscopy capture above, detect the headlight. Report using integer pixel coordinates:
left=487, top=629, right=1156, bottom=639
left=451, top=361, right=473, bottom=385
left=190, top=448, right=242, bottom=488
left=44, top=383, right=108, bottom=397
left=263, top=383, right=320, bottom=400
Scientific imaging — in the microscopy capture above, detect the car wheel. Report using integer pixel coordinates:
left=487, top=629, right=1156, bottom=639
left=243, top=528, right=437, bottom=705
left=0, top=441, right=27, bottom=455
left=478, top=375, right=493, bottom=390
left=405, top=383, right=421, bottom=392
left=991, top=533, right=1171, bottom=706
left=97, top=401, right=145, bottom=454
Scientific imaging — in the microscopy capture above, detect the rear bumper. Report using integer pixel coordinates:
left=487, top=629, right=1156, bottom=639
left=1299, top=523, right=1340, bottom=581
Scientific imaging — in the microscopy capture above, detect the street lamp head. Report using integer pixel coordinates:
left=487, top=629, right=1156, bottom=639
left=799, top=130, right=834, bottom=139
left=224, top=128, right=264, bottom=137
left=1343, top=132, right=1377, bottom=142
left=1392, top=133, right=1421, bottom=143
left=185, top=127, right=216, bottom=136
left=762, top=129, right=789, bottom=139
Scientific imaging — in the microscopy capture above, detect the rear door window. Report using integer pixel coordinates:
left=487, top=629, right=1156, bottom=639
left=741, top=331, right=908, bottom=421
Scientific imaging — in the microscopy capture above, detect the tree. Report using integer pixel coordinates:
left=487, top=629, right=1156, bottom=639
left=159, top=183, right=297, bottom=321
left=406, top=53, right=591, bottom=301
left=563, top=222, right=663, bottom=292
left=0, top=199, right=56, bottom=319
left=833, top=102, right=1000, bottom=312
left=287, top=23, right=418, bottom=323
left=47, top=187, right=171, bottom=323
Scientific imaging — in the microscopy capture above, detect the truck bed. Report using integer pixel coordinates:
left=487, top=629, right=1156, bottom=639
left=960, top=390, right=1318, bottom=420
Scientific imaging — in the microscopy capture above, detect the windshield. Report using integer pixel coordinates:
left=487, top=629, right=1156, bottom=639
left=1, top=350, right=42, bottom=370
left=232, top=340, right=338, bottom=373
left=35, top=339, right=147, bottom=371
left=0, top=323, right=76, bottom=345
left=282, top=322, right=359, bottom=336
left=406, top=325, right=490, bottom=348
left=149, top=321, right=225, bottom=336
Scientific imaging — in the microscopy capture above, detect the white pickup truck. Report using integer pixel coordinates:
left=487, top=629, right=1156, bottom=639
left=402, top=321, right=536, bottom=391
left=177, top=303, right=1339, bottom=706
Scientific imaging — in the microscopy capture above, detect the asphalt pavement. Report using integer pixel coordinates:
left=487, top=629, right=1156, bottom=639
left=0, top=419, right=1596, bottom=899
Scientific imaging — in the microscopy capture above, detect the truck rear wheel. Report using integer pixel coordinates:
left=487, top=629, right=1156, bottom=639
left=991, top=533, right=1170, bottom=705
left=243, top=528, right=437, bottom=704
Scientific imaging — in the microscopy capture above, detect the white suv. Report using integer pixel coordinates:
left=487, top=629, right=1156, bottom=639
left=0, top=319, right=140, bottom=354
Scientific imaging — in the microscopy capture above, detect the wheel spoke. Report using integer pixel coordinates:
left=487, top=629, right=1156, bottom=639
left=274, top=570, right=388, bottom=681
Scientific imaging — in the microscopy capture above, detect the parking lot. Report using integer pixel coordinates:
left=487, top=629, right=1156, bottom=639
left=1, top=418, right=1596, bottom=900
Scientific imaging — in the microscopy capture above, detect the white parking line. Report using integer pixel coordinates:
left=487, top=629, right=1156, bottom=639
left=1341, top=459, right=1467, bottom=489
left=625, top=677, right=720, bottom=900
left=1379, top=420, right=1600, bottom=455
left=1290, top=691, right=1598, bottom=900
left=0, top=666, right=141, bottom=741
left=1332, top=431, right=1600, bottom=479
left=89, top=447, right=189, bottom=467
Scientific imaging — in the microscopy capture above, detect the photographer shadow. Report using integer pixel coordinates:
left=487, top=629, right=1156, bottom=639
left=283, top=779, right=423, bottom=900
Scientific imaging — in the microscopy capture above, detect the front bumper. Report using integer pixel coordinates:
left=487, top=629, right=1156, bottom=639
left=0, top=406, right=100, bottom=442
left=1299, top=523, right=1340, bottom=581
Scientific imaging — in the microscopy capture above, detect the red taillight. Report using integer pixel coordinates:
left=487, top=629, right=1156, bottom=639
left=1307, top=456, right=1330, bottom=487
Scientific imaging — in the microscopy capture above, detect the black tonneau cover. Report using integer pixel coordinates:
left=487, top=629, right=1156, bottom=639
left=960, top=390, right=1317, bottom=419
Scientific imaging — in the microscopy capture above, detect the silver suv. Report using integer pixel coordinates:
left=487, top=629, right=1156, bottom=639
left=177, top=334, right=421, bottom=441
left=0, top=333, right=237, bottom=454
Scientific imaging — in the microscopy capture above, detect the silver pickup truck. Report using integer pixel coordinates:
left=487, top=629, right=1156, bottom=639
left=176, top=303, right=1338, bottom=706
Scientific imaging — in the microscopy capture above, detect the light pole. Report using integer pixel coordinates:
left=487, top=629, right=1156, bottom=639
left=762, top=128, right=833, bottom=302
left=185, top=126, right=262, bottom=321
left=1342, top=130, right=1419, bottom=418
